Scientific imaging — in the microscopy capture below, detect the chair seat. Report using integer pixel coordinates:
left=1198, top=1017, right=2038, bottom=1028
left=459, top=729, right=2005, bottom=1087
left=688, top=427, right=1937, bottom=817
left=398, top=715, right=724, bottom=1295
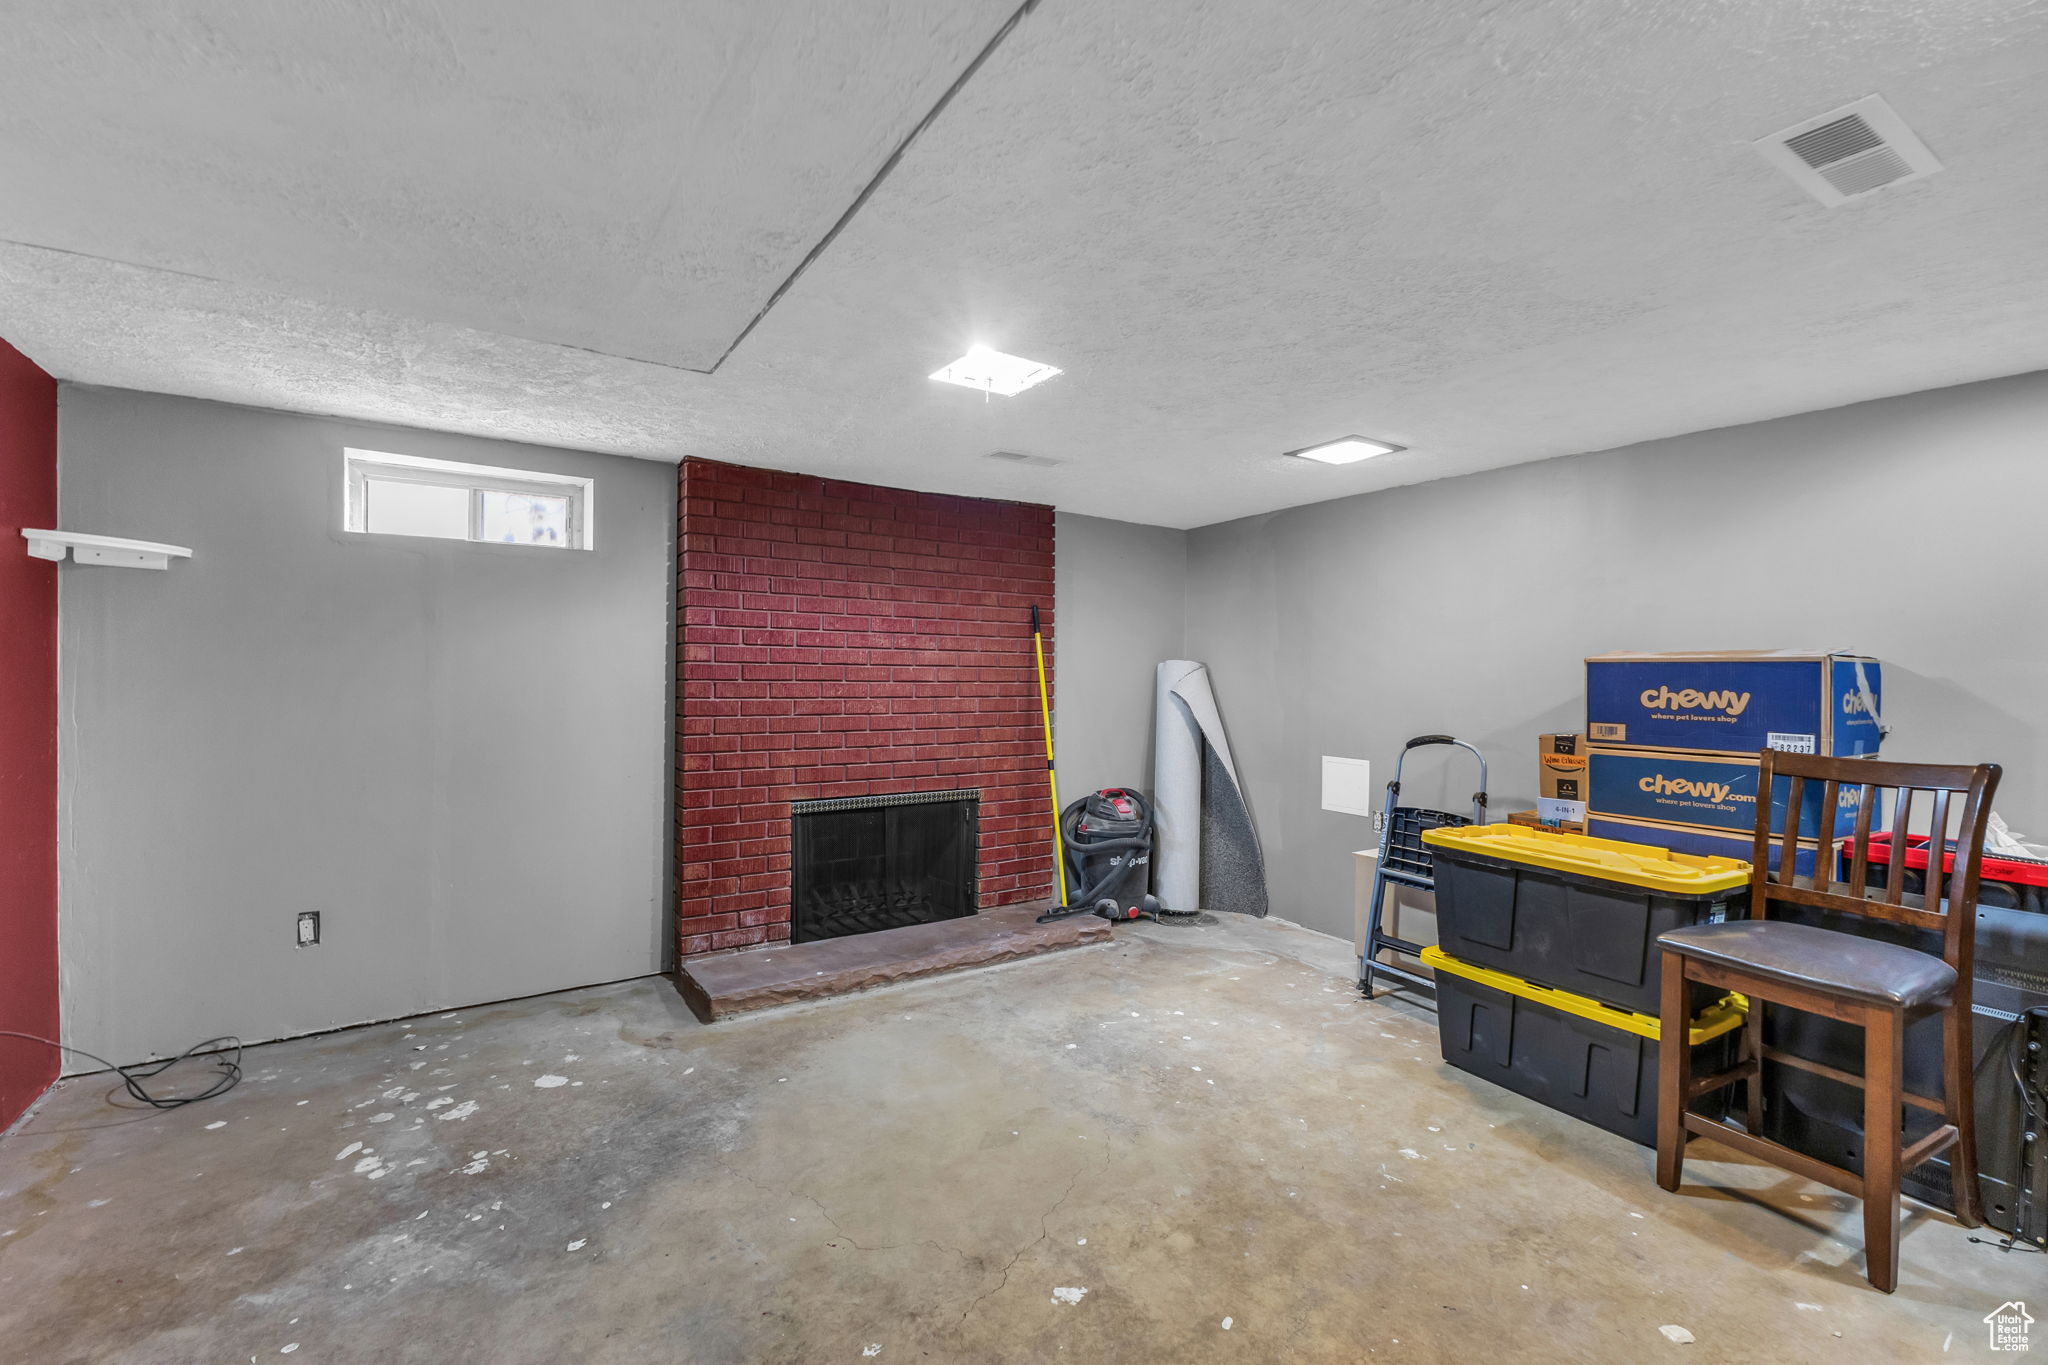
left=1658, top=919, right=1956, bottom=1008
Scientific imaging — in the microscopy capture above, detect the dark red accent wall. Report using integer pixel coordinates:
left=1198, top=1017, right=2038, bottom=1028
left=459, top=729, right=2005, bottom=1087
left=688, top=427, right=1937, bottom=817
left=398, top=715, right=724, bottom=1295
left=0, top=337, right=60, bottom=1130
left=676, top=458, right=1055, bottom=957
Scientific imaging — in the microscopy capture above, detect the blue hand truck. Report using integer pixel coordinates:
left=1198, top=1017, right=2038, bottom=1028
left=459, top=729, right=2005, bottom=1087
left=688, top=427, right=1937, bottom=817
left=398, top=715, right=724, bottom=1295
left=1360, top=735, right=1488, bottom=1000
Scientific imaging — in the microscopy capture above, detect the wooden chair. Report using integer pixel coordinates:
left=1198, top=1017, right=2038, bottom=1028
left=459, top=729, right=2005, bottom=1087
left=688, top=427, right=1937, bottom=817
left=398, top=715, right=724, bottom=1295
left=1653, top=750, right=2000, bottom=1292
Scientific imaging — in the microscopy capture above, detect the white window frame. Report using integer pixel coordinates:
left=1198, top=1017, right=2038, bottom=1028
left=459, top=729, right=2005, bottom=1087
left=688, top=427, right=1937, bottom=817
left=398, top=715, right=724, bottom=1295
left=344, top=448, right=596, bottom=550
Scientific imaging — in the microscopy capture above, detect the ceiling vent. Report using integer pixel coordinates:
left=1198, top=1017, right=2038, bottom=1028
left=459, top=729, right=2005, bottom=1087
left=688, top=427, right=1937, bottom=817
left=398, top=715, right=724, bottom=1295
left=984, top=450, right=1061, bottom=468
left=1753, top=95, right=1942, bottom=207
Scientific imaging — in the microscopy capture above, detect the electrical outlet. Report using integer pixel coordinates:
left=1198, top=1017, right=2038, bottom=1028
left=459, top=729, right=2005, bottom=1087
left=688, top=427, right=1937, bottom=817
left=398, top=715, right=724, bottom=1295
left=297, top=911, right=321, bottom=947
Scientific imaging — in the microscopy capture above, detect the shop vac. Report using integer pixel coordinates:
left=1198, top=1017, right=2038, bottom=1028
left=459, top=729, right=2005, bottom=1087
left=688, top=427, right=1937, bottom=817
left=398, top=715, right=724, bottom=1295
left=1025, top=605, right=1175, bottom=925
left=1036, top=787, right=1164, bottom=923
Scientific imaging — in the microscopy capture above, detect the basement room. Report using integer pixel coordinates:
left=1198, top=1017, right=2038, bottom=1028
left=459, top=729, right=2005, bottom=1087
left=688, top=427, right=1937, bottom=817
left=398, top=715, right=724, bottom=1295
left=2, top=2, right=2044, bottom=1361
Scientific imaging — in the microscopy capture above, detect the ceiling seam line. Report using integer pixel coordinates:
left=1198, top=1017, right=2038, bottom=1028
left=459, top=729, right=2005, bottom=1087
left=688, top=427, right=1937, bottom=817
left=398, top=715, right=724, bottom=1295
left=703, top=0, right=1045, bottom=375
left=0, top=236, right=714, bottom=375
left=0, top=237, right=234, bottom=287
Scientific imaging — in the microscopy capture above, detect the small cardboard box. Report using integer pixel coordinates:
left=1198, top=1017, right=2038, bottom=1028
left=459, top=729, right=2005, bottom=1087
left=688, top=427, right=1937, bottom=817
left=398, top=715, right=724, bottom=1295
left=1587, top=745, right=1867, bottom=840
left=1585, top=650, right=1882, bottom=757
left=1538, top=733, right=1588, bottom=796
left=1508, top=808, right=1584, bottom=835
left=1587, top=814, right=1819, bottom=879
left=1537, top=734, right=1588, bottom=825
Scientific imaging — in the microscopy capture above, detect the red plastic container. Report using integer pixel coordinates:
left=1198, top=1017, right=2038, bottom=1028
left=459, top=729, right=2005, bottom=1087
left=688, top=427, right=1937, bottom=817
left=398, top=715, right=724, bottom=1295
left=1845, top=831, right=2048, bottom=913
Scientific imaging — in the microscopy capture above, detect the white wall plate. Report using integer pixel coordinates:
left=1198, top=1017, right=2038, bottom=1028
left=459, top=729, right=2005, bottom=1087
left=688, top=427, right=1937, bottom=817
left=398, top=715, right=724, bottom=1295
left=1321, top=756, right=1374, bottom=817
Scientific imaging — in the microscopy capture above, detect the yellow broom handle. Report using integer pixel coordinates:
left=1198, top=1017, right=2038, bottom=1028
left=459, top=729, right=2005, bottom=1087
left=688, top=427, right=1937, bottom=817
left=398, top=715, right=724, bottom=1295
left=1031, top=605, right=1070, bottom=906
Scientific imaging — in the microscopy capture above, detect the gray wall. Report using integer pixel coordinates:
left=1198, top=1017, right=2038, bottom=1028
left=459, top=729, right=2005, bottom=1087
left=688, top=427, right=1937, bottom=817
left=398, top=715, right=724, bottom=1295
left=1185, top=370, right=2048, bottom=940
left=1053, top=513, right=1188, bottom=807
left=58, top=389, right=674, bottom=1064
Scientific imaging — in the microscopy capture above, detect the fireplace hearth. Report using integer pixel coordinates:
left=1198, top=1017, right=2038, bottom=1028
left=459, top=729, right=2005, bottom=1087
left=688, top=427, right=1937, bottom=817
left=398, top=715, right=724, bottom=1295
left=789, top=790, right=979, bottom=944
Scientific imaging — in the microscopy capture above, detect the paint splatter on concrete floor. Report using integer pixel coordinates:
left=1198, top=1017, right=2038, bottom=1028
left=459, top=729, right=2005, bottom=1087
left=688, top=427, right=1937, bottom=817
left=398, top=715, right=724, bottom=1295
left=0, top=915, right=2027, bottom=1362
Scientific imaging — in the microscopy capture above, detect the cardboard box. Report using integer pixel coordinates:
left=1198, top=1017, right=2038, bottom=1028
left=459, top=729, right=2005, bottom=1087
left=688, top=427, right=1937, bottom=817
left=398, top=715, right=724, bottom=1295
left=1508, top=808, right=1584, bottom=835
left=1537, top=734, right=1588, bottom=824
left=1587, top=745, right=1867, bottom=840
left=1538, top=733, right=1588, bottom=799
left=1587, top=814, right=1819, bottom=879
left=1585, top=651, right=1882, bottom=757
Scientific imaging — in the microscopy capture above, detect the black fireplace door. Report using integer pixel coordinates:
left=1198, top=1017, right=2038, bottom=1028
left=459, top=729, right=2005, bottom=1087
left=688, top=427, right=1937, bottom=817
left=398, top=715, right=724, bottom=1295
left=789, top=792, right=978, bottom=943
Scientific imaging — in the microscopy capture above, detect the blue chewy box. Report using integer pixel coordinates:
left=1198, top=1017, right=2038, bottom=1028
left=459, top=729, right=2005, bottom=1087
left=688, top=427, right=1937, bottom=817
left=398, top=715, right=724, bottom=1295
left=1585, top=651, right=1882, bottom=756
left=1588, top=747, right=1867, bottom=841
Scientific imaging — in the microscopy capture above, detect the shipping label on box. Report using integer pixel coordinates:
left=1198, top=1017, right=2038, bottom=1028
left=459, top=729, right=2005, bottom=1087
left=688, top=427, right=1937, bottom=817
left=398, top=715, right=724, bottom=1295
left=1585, top=651, right=1882, bottom=756
left=1588, top=746, right=1866, bottom=839
left=1586, top=815, right=1818, bottom=878
left=1536, top=796, right=1588, bottom=825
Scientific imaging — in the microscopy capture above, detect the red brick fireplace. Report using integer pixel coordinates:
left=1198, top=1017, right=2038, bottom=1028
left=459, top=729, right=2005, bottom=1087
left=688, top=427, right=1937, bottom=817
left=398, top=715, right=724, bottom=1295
left=675, top=458, right=1056, bottom=958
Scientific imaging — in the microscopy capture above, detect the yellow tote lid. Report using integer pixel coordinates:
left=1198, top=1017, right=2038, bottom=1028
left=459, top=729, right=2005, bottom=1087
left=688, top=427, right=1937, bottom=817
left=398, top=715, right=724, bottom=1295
left=1420, top=946, right=1747, bottom=1046
left=1420, top=822, right=1751, bottom=894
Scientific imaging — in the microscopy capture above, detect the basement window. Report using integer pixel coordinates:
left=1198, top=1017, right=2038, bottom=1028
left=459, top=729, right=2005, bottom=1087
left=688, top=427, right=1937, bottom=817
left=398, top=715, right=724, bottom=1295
left=344, top=449, right=593, bottom=550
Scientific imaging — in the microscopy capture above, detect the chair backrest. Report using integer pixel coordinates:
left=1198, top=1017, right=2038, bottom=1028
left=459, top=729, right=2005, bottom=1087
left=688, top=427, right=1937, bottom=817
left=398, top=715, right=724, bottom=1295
left=1749, top=749, right=2001, bottom=977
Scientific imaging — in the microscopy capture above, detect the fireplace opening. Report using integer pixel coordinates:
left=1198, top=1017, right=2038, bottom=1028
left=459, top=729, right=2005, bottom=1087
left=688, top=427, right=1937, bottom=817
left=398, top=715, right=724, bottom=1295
left=789, top=790, right=979, bottom=944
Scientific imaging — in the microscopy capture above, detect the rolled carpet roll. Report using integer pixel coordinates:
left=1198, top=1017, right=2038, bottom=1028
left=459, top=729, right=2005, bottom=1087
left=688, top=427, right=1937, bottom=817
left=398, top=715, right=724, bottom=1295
left=1153, top=660, right=1268, bottom=917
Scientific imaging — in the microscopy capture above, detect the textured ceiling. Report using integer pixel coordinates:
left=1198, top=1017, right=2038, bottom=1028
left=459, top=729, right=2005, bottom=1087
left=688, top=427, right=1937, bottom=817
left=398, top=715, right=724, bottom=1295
left=0, top=0, right=1020, bottom=370
left=4, top=0, right=2048, bottom=529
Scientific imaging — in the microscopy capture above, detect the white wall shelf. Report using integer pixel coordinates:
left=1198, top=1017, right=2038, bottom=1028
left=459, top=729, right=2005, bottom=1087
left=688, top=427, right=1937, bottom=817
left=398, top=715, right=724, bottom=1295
left=22, top=529, right=193, bottom=570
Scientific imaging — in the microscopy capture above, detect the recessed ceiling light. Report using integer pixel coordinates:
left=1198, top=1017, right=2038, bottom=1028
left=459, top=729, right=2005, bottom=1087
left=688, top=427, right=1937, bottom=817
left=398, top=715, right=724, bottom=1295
left=1288, top=436, right=1404, bottom=465
left=930, top=346, right=1062, bottom=397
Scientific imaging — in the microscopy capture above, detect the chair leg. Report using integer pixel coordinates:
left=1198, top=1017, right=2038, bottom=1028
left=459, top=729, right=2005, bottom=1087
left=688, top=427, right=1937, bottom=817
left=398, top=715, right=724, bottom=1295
left=1655, top=951, right=1689, bottom=1193
left=1861, top=1004, right=1905, bottom=1294
left=1742, top=995, right=1764, bottom=1134
left=1941, top=1000, right=1986, bottom=1228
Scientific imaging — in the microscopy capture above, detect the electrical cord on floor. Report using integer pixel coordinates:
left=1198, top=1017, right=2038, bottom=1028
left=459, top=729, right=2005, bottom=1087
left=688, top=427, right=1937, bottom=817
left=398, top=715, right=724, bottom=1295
left=0, top=1030, right=242, bottom=1110
left=1966, top=1007, right=2045, bottom=1255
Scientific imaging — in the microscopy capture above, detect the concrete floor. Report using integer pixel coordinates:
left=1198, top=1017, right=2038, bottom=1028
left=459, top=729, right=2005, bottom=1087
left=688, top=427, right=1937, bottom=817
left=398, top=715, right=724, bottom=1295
left=0, top=915, right=2031, bottom=1363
